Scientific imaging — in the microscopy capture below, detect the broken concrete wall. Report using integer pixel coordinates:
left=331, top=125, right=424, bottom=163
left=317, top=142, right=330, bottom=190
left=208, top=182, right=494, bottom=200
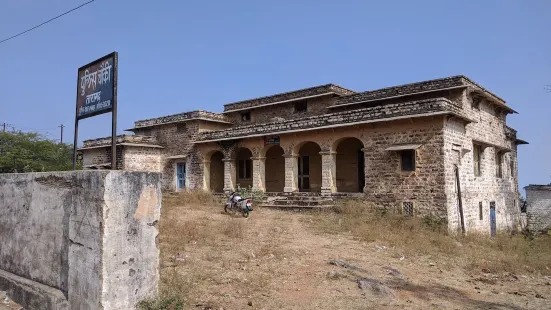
left=0, top=171, right=161, bottom=310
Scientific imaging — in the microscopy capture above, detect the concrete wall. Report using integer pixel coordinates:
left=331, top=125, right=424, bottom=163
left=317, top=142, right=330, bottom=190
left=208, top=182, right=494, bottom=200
left=525, top=185, right=551, bottom=232
left=0, top=171, right=161, bottom=310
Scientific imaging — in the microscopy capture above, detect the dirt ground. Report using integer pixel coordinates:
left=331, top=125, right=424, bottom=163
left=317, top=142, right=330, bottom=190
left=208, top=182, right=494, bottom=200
left=0, top=291, right=22, bottom=310
left=159, top=198, right=551, bottom=310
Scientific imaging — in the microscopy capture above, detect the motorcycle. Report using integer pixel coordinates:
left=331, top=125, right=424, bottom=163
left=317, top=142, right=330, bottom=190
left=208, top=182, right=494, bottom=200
left=224, top=192, right=253, bottom=217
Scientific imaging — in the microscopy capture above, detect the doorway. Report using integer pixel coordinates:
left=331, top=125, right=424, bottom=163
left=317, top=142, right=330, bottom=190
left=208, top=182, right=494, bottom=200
left=489, top=201, right=496, bottom=237
left=176, top=162, right=186, bottom=190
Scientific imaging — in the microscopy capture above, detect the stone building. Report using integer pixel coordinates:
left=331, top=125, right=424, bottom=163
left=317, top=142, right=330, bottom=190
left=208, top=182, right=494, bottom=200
left=524, top=185, right=551, bottom=233
left=80, top=75, right=527, bottom=233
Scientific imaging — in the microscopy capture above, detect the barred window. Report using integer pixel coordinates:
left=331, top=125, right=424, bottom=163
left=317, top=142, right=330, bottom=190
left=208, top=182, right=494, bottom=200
left=479, top=202, right=483, bottom=220
left=495, top=151, right=503, bottom=178
left=176, top=123, right=187, bottom=133
left=403, top=202, right=414, bottom=216
left=473, top=144, right=482, bottom=176
left=400, top=150, right=416, bottom=171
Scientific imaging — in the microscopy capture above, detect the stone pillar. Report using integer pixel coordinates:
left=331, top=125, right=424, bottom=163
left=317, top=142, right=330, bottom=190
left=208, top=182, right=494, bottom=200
left=320, top=150, right=336, bottom=195
left=283, top=154, right=298, bottom=192
left=222, top=158, right=236, bottom=193
left=202, top=160, right=210, bottom=191
left=251, top=156, right=266, bottom=192
left=361, top=148, right=368, bottom=193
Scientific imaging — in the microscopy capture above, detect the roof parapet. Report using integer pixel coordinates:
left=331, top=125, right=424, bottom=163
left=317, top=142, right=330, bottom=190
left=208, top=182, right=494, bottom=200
left=223, top=84, right=355, bottom=112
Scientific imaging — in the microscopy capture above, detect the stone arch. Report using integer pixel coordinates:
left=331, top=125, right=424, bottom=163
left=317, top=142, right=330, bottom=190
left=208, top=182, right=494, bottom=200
left=333, top=137, right=365, bottom=193
left=235, top=147, right=253, bottom=188
left=263, top=145, right=285, bottom=192
left=209, top=151, right=224, bottom=193
left=296, top=141, right=322, bottom=192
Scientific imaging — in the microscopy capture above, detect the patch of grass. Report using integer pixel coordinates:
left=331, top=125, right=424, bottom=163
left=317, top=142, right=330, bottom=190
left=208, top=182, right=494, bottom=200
left=164, top=190, right=218, bottom=206
left=136, top=296, right=184, bottom=310
left=313, top=199, right=551, bottom=275
left=222, top=219, right=245, bottom=239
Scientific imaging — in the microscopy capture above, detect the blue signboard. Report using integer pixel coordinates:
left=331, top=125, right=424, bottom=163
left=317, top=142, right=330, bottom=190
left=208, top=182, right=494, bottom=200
left=76, top=52, right=117, bottom=120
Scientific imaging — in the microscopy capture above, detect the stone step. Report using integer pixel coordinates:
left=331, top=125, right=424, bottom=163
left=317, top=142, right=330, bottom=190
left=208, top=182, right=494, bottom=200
left=269, top=199, right=333, bottom=206
left=259, top=204, right=335, bottom=211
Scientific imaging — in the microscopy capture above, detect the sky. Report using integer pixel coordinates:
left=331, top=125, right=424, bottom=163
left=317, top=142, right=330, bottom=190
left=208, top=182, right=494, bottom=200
left=0, top=0, right=549, bottom=191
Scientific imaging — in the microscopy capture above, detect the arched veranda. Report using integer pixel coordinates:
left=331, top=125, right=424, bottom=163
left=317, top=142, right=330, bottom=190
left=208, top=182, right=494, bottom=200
left=209, top=151, right=224, bottom=193
left=294, top=141, right=322, bottom=192
left=264, top=145, right=285, bottom=192
left=334, top=137, right=365, bottom=193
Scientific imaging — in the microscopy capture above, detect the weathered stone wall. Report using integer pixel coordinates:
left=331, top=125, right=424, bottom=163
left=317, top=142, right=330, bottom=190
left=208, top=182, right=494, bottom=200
left=81, top=146, right=124, bottom=170
left=442, top=90, right=520, bottom=233
left=133, top=110, right=228, bottom=129
left=123, top=146, right=162, bottom=172
left=223, top=84, right=354, bottom=112
left=223, top=95, right=336, bottom=125
left=525, top=185, right=551, bottom=232
left=198, top=98, right=464, bottom=142
left=0, top=171, right=161, bottom=310
left=197, top=117, right=448, bottom=217
left=82, top=148, right=109, bottom=167
left=83, top=135, right=159, bottom=148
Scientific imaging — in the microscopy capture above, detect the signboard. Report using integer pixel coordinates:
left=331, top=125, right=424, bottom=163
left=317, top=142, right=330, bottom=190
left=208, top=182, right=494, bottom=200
left=73, top=52, right=118, bottom=170
left=76, top=52, right=117, bottom=120
left=264, top=135, right=280, bottom=145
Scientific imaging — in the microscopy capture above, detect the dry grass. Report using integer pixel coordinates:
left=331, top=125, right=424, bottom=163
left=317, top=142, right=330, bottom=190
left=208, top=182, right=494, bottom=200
left=311, top=199, right=551, bottom=275
left=141, top=191, right=551, bottom=309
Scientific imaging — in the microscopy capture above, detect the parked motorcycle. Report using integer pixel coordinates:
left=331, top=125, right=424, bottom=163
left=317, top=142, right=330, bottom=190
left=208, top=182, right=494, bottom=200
left=224, top=192, right=253, bottom=217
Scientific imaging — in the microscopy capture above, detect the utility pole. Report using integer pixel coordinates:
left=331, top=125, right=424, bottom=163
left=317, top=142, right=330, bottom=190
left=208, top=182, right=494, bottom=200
left=58, top=124, right=64, bottom=144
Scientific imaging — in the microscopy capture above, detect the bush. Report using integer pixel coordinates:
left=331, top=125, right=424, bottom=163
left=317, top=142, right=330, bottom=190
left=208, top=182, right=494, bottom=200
left=235, top=185, right=266, bottom=204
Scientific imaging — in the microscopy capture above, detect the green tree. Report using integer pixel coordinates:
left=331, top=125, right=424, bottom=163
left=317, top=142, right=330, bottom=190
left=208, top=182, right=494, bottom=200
left=0, top=131, right=75, bottom=173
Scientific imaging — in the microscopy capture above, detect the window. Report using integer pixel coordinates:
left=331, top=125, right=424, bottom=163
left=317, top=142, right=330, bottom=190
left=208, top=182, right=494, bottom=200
left=241, top=111, right=251, bottom=122
left=510, top=158, right=515, bottom=178
left=479, top=202, right=483, bottom=220
left=176, top=123, right=187, bottom=133
left=238, top=159, right=251, bottom=179
left=495, top=151, right=503, bottom=178
left=294, top=100, right=307, bottom=113
left=473, top=144, right=482, bottom=176
left=400, top=150, right=416, bottom=171
left=403, top=202, right=414, bottom=216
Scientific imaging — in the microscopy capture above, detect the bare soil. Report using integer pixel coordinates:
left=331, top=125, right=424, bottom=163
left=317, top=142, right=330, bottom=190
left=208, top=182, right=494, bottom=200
left=158, top=195, right=551, bottom=310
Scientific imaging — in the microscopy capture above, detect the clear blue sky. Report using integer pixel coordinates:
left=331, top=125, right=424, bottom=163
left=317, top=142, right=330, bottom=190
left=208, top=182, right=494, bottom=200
left=1, top=0, right=549, bottom=190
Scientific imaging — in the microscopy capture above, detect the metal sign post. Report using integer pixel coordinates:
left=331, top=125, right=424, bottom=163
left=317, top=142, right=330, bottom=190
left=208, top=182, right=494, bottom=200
left=72, top=51, right=118, bottom=170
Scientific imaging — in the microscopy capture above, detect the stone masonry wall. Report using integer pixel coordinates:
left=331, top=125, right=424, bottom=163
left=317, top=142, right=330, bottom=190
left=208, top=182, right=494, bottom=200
left=196, top=117, right=448, bottom=217
left=123, top=147, right=162, bottom=172
left=223, top=94, right=337, bottom=125
left=525, top=185, right=551, bottom=232
left=223, top=84, right=354, bottom=112
left=199, top=98, right=464, bottom=142
left=442, top=89, right=520, bottom=233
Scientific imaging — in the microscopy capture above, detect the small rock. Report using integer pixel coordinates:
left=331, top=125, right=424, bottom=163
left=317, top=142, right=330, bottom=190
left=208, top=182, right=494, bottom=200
left=399, top=256, right=405, bottom=261
left=546, top=282, right=551, bottom=286
left=175, top=253, right=185, bottom=261
left=474, top=286, right=481, bottom=290
left=272, top=227, right=282, bottom=233
left=492, top=290, right=499, bottom=294
left=326, top=270, right=342, bottom=280
left=535, top=293, right=545, bottom=299
left=357, top=278, right=394, bottom=298
left=248, top=301, right=253, bottom=306
left=429, top=262, right=436, bottom=266
left=481, top=268, right=491, bottom=274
